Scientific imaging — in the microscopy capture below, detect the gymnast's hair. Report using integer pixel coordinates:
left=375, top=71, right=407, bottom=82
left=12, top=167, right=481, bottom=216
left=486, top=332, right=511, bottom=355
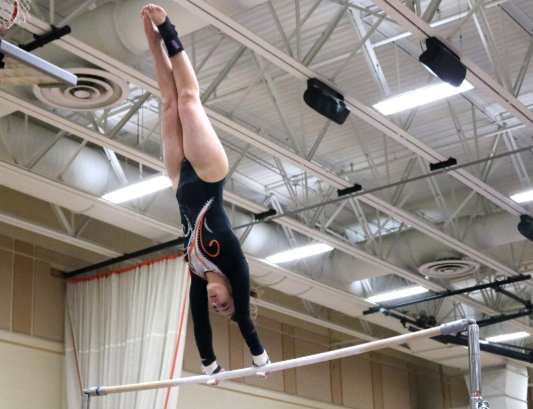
left=231, top=286, right=263, bottom=322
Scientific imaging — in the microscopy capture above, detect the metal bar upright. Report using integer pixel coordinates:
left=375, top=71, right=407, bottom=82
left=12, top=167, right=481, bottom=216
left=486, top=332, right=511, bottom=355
left=468, top=323, right=487, bottom=409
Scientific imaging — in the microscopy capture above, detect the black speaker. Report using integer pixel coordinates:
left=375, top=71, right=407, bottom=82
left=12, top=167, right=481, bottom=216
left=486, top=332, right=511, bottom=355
left=303, top=78, right=350, bottom=125
left=419, top=37, right=466, bottom=88
left=518, top=214, right=533, bottom=242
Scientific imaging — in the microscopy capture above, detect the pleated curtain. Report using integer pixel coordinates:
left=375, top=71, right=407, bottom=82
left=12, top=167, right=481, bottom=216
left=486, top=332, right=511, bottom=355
left=65, top=254, right=190, bottom=409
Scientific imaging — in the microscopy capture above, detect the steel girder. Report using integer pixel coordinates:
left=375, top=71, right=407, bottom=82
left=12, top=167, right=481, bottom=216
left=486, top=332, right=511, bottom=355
left=15, top=17, right=524, bottom=281
left=166, top=0, right=529, bottom=217
left=0, top=209, right=121, bottom=257
left=10, top=10, right=533, bottom=331
left=12, top=15, right=526, bottom=267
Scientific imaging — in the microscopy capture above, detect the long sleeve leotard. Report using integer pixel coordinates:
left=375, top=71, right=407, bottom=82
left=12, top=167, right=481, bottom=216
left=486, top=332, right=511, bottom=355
left=176, top=158, right=264, bottom=366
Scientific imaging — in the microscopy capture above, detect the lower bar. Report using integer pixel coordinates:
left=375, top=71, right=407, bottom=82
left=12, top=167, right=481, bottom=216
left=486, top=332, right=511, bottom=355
left=85, top=319, right=473, bottom=396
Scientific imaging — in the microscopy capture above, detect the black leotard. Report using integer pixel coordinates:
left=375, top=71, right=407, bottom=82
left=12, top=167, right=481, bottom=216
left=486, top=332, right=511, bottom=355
left=176, top=158, right=264, bottom=366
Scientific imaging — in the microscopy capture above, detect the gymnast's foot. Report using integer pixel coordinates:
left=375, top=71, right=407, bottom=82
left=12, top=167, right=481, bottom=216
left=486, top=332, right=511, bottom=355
left=141, top=11, right=161, bottom=46
left=141, top=4, right=184, bottom=57
left=141, top=4, right=167, bottom=26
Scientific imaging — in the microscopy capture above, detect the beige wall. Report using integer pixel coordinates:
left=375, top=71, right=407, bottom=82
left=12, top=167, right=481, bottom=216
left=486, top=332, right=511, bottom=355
left=0, top=235, right=66, bottom=342
left=182, top=309, right=470, bottom=409
left=0, top=330, right=65, bottom=409
left=0, top=232, right=469, bottom=409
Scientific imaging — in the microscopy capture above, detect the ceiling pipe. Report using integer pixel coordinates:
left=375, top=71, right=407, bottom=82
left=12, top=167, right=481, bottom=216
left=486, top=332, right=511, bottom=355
left=0, top=115, right=111, bottom=195
left=0, top=116, right=524, bottom=368
left=0, top=114, right=527, bottom=289
left=68, top=0, right=271, bottom=66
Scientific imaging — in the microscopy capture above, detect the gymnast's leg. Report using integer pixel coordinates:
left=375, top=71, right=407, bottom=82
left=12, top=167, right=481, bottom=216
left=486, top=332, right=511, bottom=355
left=142, top=4, right=228, bottom=183
left=141, top=10, right=184, bottom=193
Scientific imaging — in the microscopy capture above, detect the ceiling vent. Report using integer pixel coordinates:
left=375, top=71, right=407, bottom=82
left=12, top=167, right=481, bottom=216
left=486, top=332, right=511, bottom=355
left=418, top=258, right=479, bottom=279
left=33, top=68, right=129, bottom=111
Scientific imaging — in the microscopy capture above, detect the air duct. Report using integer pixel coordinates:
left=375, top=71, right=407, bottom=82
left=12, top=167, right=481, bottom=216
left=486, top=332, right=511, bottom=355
left=33, top=68, right=130, bottom=111
left=336, top=211, right=528, bottom=285
left=0, top=115, right=110, bottom=195
left=1, top=111, right=528, bottom=291
left=17, top=0, right=527, bottom=282
left=0, top=115, right=516, bottom=369
left=69, top=0, right=270, bottom=66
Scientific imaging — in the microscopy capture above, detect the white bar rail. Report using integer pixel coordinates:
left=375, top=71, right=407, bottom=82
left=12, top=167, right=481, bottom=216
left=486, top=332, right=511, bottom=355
left=84, top=318, right=473, bottom=397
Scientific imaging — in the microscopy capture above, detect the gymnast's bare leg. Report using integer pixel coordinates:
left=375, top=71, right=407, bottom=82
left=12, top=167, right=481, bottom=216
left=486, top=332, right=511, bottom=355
left=141, top=4, right=228, bottom=185
left=141, top=11, right=185, bottom=192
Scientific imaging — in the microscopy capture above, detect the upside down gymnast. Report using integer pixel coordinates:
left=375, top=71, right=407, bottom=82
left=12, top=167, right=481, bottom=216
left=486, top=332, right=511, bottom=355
left=140, top=4, right=270, bottom=381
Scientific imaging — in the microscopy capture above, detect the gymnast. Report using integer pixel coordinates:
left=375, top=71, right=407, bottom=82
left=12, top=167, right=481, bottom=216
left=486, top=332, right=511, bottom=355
left=140, top=4, right=270, bottom=382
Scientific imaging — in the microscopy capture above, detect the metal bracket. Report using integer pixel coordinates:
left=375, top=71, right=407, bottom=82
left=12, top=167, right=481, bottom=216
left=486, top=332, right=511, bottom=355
left=81, top=393, right=91, bottom=409
left=337, top=184, right=362, bottom=197
left=430, top=157, right=458, bottom=171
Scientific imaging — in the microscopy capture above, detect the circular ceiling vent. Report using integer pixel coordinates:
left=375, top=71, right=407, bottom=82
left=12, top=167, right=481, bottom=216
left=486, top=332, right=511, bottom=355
left=33, top=68, right=130, bottom=111
left=418, top=259, right=480, bottom=279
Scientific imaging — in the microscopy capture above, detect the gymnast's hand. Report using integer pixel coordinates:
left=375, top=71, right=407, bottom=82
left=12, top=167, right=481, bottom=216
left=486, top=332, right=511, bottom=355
left=209, top=368, right=225, bottom=386
left=202, top=361, right=225, bottom=386
left=253, top=350, right=271, bottom=379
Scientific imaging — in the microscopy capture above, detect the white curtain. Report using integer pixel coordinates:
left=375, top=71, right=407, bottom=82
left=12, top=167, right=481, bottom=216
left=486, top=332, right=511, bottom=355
left=65, top=255, right=190, bottom=409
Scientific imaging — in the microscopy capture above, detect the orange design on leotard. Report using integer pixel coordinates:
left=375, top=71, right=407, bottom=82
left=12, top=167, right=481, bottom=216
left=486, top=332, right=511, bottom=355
left=185, top=198, right=223, bottom=277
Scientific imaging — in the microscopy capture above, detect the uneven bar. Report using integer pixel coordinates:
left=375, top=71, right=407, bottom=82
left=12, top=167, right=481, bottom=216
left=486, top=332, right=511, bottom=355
left=84, top=318, right=473, bottom=397
left=0, top=39, right=78, bottom=87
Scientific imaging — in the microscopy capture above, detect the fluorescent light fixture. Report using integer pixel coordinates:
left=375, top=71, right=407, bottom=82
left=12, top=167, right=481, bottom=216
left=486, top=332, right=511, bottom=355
left=102, top=175, right=172, bottom=204
left=367, top=286, right=429, bottom=303
left=510, top=189, right=533, bottom=203
left=485, top=332, right=530, bottom=343
left=373, top=81, right=474, bottom=115
left=266, top=243, right=334, bottom=263
left=479, top=340, right=489, bottom=344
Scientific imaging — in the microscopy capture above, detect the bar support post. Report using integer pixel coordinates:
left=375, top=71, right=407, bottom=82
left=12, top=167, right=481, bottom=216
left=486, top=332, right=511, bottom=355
left=468, top=323, right=489, bottom=409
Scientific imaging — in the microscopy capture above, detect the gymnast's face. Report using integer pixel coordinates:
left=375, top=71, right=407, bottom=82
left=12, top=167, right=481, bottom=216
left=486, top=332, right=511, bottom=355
left=207, top=281, right=235, bottom=316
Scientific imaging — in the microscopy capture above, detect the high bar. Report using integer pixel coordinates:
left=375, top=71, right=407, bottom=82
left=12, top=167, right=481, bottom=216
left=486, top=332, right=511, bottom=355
left=0, top=39, right=78, bottom=87
left=84, top=318, right=474, bottom=397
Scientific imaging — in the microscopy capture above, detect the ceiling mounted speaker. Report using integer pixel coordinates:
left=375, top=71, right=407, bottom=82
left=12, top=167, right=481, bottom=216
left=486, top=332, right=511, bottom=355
left=418, top=259, right=479, bottom=279
left=518, top=215, right=533, bottom=242
left=304, top=78, right=350, bottom=125
left=33, top=68, right=130, bottom=111
left=419, top=37, right=466, bottom=87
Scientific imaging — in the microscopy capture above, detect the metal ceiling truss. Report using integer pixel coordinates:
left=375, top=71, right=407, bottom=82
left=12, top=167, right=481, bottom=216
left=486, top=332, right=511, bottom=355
left=363, top=275, right=532, bottom=316
left=369, top=0, right=533, bottom=146
left=0, top=209, right=121, bottom=258
left=348, top=10, right=391, bottom=97
left=9, top=6, right=533, bottom=332
left=3, top=79, right=525, bottom=288
left=168, top=0, right=529, bottom=221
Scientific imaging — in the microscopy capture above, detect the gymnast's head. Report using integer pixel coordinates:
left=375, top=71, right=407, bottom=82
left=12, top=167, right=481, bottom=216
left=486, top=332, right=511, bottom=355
left=206, top=276, right=235, bottom=316
left=206, top=274, right=262, bottom=317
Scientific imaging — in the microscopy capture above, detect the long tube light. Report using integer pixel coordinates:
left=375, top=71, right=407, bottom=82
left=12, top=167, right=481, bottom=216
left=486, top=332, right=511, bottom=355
left=266, top=243, right=333, bottom=263
left=373, top=81, right=474, bottom=115
left=510, top=189, right=533, bottom=203
left=485, top=332, right=530, bottom=343
left=367, top=286, right=429, bottom=303
left=102, top=175, right=172, bottom=204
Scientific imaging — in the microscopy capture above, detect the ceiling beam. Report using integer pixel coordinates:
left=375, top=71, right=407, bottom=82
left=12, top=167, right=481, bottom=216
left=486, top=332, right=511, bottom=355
left=0, top=159, right=182, bottom=238
left=2, top=83, right=522, bottom=282
left=1, top=145, right=530, bottom=335
left=369, top=0, right=533, bottom=136
left=11, top=12, right=532, bottom=331
left=19, top=16, right=520, bottom=279
left=167, top=0, right=528, bottom=218
left=0, top=200, right=459, bottom=361
left=0, top=210, right=121, bottom=257
left=259, top=300, right=414, bottom=355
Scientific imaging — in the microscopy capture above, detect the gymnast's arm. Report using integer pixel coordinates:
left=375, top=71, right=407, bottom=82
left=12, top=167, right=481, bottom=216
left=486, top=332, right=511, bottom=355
left=230, top=258, right=265, bottom=358
left=189, top=273, right=218, bottom=368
